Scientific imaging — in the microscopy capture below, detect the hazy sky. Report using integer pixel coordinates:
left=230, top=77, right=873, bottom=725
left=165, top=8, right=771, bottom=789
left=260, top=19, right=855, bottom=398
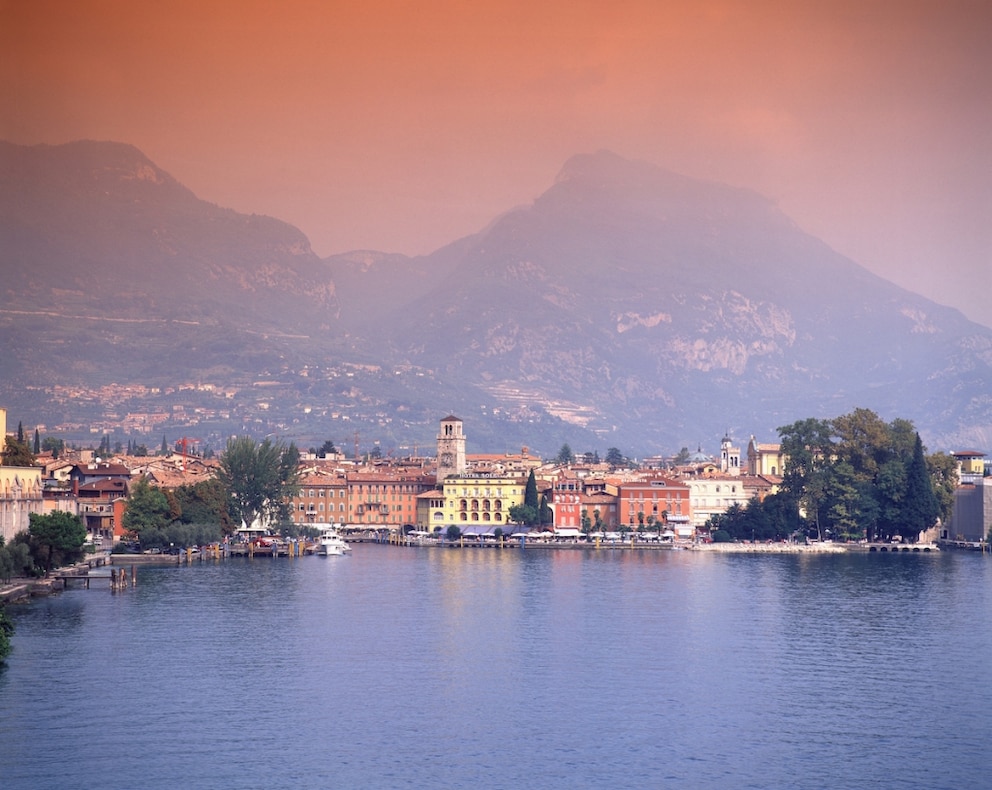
left=3, top=0, right=990, bottom=327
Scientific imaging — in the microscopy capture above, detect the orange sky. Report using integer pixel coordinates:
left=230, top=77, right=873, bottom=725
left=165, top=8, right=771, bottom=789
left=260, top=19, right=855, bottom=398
left=2, top=0, right=990, bottom=326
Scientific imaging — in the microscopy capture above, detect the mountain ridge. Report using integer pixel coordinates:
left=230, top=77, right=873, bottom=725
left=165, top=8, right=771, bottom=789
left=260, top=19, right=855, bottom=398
left=2, top=141, right=990, bottom=454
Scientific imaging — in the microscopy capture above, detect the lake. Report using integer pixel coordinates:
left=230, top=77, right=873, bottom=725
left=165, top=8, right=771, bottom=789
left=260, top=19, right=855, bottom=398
left=1, top=545, right=990, bottom=789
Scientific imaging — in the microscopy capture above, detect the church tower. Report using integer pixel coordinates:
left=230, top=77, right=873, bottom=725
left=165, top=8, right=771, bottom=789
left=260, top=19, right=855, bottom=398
left=436, top=415, right=466, bottom=481
left=720, top=433, right=741, bottom=476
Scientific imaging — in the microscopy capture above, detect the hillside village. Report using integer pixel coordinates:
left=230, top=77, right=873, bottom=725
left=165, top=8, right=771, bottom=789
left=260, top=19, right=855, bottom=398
left=1, top=408, right=990, bottom=547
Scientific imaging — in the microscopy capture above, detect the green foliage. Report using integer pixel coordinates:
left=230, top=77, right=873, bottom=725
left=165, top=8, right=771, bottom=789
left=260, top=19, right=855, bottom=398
left=0, top=606, right=14, bottom=663
left=172, top=478, right=231, bottom=533
left=555, top=444, right=575, bottom=465
left=1, top=436, right=35, bottom=467
left=926, top=451, right=959, bottom=526
left=707, top=494, right=802, bottom=542
left=711, top=529, right=732, bottom=543
left=446, top=525, right=461, bottom=541
left=539, top=494, right=553, bottom=526
left=122, top=478, right=172, bottom=534
left=778, top=409, right=943, bottom=543
left=605, top=447, right=625, bottom=468
left=216, top=436, right=300, bottom=529
left=41, top=436, right=65, bottom=458
left=524, top=470, right=539, bottom=510
left=899, top=434, right=940, bottom=541
left=28, top=511, right=86, bottom=574
left=136, top=522, right=222, bottom=551
left=508, top=503, right=540, bottom=527
left=0, top=534, right=35, bottom=581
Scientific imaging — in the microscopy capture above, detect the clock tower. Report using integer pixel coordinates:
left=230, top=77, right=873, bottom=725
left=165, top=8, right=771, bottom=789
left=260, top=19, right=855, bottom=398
left=436, top=415, right=466, bottom=481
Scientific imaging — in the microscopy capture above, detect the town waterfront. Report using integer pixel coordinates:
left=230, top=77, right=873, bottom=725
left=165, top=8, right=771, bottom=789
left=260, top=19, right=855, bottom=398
left=1, top=545, right=991, bottom=789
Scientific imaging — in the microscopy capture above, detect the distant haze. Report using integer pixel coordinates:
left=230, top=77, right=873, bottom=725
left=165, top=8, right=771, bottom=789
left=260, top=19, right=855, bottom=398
left=3, top=0, right=991, bottom=327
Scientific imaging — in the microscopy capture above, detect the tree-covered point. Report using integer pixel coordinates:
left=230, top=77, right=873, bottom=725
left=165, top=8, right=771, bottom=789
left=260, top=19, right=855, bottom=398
left=773, top=408, right=948, bottom=543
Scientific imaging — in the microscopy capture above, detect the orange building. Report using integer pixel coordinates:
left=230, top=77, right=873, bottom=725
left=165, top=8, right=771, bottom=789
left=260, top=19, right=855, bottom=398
left=615, top=475, right=691, bottom=531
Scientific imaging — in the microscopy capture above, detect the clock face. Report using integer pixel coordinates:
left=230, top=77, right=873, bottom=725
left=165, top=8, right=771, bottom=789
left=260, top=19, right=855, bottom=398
left=441, top=453, right=453, bottom=465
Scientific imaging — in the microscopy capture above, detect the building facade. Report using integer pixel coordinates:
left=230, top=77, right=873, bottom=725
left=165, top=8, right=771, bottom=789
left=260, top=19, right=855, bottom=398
left=425, top=473, right=527, bottom=533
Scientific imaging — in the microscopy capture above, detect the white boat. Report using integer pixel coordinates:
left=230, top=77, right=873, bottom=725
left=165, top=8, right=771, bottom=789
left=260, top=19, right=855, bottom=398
left=318, top=527, right=351, bottom=556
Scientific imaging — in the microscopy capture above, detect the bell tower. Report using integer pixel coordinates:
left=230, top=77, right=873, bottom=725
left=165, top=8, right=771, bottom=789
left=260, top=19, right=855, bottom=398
left=436, top=415, right=466, bottom=480
left=720, top=433, right=741, bottom=476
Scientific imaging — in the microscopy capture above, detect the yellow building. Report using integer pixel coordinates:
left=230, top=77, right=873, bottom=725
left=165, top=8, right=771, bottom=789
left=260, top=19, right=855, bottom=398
left=747, top=437, right=787, bottom=477
left=0, top=466, right=44, bottom=543
left=0, top=408, right=46, bottom=541
left=423, top=473, right=527, bottom=533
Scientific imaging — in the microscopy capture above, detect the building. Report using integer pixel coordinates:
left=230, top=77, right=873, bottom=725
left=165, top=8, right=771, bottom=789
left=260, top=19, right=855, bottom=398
left=615, top=475, right=692, bottom=534
left=436, top=415, right=466, bottom=481
left=426, top=472, right=527, bottom=534
left=946, top=477, right=992, bottom=542
left=346, top=471, right=435, bottom=528
left=0, top=466, right=44, bottom=543
left=551, top=472, right=584, bottom=528
left=684, top=475, right=750, bottom=529
left=720, top=434, right=741, bottom=476
left=747, top=437, right=786, bottom=477
left=288, top=470, right=348, bottom=525
left=0, top=407, right=46, bottom=542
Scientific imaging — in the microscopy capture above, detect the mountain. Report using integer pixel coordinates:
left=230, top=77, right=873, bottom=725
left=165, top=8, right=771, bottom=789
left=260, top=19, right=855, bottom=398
left=0, top=140, right=338, bottom=324
left=343, top=151, right=992, bottom=451
left=2, top=142, right=990, bottom=455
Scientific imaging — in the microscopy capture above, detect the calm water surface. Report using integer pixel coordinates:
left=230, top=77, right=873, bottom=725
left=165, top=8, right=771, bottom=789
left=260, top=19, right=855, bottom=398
left=2, top=546, right=990, bottom=789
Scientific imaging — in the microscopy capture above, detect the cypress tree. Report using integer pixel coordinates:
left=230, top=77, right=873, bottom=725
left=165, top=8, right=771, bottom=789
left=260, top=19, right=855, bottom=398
left=900, top=433, right=940, bottom=542
left=524, top=469, right=539, bottom=510
left=33, top=429, right=40, bottom=454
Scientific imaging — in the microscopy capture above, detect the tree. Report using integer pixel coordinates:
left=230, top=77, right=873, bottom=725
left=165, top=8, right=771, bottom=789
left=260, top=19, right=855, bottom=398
left=580, top=509, right=592, bottom=534
left=556, top=444, right=575, bottom=465
left=41, top=437, right=64, bottom=459
left=926, top=451, right=959, bottom=527
left=33, top=429, right=40, bottom=455
left=831, top=408, right=892, bottom=481
left=173, top=478, right=231, bottom=533
left=216, top=436, right=300, bottom=530
left=28, top=511, right=86, bottom=574
left=122, top=478, right=172, bottom=536
left=0, top=605, right=13, bottom=663
left=317, top=439, right=337, bottom=457
left=539, top=494, right=553, bottom=526
left=605, top=447, right=625, bottom=468
left=674, top=447, right=691, bottom=466
left=524, top=470, right=539, bottom=510
left=508, top=503, right=539, bottom=527
left=446, top=525, right=461, bottom=541
left=2, top=436, right=35, bottom=467
left=898, top=434, right=940, bottom=542
left=778, top=418, right=834, bottom=539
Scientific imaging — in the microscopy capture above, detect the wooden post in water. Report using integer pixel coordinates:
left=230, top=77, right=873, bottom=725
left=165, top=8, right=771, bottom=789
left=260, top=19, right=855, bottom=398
left=131, top=565, right=136, bottom=586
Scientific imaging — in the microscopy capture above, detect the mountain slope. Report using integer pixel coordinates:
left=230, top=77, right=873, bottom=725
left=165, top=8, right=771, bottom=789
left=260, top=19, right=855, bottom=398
left=0, top=140, right=338, bottom=326
left=2, top=142, right=990, bottom=454
left=377, top=151, right=992, bottom=449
